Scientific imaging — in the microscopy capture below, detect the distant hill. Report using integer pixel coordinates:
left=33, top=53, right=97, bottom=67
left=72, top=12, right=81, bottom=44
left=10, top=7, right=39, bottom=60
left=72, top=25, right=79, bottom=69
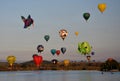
left=20, top=60, right=51, bottom=65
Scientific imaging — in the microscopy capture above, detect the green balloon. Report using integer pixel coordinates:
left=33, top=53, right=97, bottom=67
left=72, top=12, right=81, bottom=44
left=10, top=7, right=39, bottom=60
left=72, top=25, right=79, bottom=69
left=44, top=35, right=50, bottom=42
left=83, top=12, right=90, bottom=21
left=78, top=41, right=92, bottom=55
left=51, top=49, right=56, bottom=55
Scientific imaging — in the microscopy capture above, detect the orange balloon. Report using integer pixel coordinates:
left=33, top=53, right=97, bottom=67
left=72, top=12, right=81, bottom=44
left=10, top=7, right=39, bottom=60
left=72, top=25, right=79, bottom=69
left=64, top=59, right=70, bottom=66
left=98, top=3, right=106, bottom=13
left=75, top=32, right=79, bottom=36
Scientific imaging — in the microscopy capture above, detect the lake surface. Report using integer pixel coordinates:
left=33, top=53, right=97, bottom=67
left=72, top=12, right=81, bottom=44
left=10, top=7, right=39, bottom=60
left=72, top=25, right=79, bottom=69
left=0, top=70, right=120, bottom=81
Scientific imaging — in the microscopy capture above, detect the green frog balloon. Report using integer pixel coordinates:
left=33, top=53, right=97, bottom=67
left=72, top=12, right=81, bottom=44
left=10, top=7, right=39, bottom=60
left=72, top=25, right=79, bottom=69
left=78, top=41, right=92, bottom=55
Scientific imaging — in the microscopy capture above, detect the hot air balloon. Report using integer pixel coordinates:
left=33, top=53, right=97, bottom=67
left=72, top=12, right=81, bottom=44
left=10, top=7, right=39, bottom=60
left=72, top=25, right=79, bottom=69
left=51, top=49, right=56, bottom=55
left=59, top=29, right=68, bottom=40
left=61, top=47, right=66, bottom=54
left=51, top=59, right=58, bottom=64
left=21, top=15, right=34, bottom=29
left=64, top=59, right=70, bottom=66
left=86, top=55, right=91, bottom=62
left=56, top=50, right=60, bottom=56
left=107, top=58, right=113, bottom=62
left=44, top=35, right=50, bottom=42
left=7, top=56, right=16, bottom=67
left=37, top=45, right=44, bottom=53
left=78, top=41, right=92, bottom=55
left=75, top=31, right=79, bottom=36
left=83, top=12, right=90, bottom=21
left=98, top=3, right=106, bottom=13
left=91, top=51, right=95, bottom=55
left=33, top=54, right=43, bottom=67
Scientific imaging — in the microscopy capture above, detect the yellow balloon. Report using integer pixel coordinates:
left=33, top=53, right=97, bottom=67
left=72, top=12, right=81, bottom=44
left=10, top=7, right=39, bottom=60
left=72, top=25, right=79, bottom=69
left=7, top=56, right=16, bottom=66
left=64, top=59, right=70, bottom=66
left=98, top=3, right=106, bottom=13
left=75, top=32, right=79, bottom=36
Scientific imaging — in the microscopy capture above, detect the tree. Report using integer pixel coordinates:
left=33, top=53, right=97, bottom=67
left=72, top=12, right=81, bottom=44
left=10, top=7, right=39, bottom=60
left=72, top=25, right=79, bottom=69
left=101, top=58, right=119, bottom=71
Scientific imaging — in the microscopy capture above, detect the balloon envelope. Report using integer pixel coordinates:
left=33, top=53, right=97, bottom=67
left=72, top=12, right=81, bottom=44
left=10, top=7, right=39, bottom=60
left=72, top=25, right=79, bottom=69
left=7, top=56, right=16, bottom=67
left=64, top=60, right=70, bottom=66
left=78, top=42, right=92, bottom=55
left=98, top=3, right=106, bottom=13
left=51, top=49, right=56, bottom=55
left=56, top=50, right=60, bottom=56
left=91, top=51, right=95, bottom=55
left=75, top=32, right=79, bottom=36
left=51, top=59, right=58, bottom=64
left=21, top=15, right=34, bottom=29
left=61, top=47, right=66, bottom=54
left=59, top=29, right=68, bottom=40
left=44, top=35, right=50, bottom=42
left=33, top=55, right=43, bottom=67
left=37, top=45, right=44, bottom=53
left=83, top=13, right=90, bottom=21
left=86, top=56, right=91, bottom=61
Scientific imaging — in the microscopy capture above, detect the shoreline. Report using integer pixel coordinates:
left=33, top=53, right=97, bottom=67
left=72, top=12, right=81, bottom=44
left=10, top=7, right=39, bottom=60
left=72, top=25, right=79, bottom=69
left=0, top=60, right=120, bottom=71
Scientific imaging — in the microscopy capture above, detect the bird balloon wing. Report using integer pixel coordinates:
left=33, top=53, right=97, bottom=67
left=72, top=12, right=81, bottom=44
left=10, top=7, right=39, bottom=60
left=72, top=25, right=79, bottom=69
left=27, top=15, right=31, bottom=19
left=21, top=16, right=26, bottom=22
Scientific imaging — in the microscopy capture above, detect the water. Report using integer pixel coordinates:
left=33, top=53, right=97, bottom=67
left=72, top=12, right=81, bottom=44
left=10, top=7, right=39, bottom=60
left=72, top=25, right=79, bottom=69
left=0, top=70, right=120, bottom=81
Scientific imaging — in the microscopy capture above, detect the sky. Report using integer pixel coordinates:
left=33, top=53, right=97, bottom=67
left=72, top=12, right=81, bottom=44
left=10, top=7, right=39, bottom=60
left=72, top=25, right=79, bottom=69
left=0, top=0, right=120, bottom=62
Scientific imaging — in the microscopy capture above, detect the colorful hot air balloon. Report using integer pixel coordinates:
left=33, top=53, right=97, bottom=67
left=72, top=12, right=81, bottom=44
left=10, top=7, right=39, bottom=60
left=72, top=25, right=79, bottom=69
left=51, top=59, right=58, bottom=64
left=7, top=56, right=16, bottom=67
left=86, top=55, right=91, bottom=62
left=56, top=50, right=60, bottom=56
left=33, top=54, right=43, bottom=67
left=59, top=29, right=68, bottom=40
left=61, top=47, right=66, bottom=54
left=98, top=3, right=106, bottom=13
left=75, top=31, right=79, bottom=36
left=64, top=59, right=70, bottom=66
left=78, top=41, right=92, bottom=55
left=21, top=15, right=34, bottom=29
left=51, top=49, right=56, bottom=55
left=37, top=45, right=44, bottom=53
left=83, top=12, right=90, bottom=21
left=44, top=35, right=50, bottom=42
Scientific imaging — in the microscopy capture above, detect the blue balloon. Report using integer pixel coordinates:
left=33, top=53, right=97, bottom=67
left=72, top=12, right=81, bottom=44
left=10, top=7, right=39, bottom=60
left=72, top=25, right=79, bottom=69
left=51, top=49, right=56, bottom=55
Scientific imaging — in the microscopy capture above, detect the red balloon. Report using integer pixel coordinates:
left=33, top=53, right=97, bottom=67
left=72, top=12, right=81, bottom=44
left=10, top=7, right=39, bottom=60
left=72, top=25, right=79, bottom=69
left=108, top=58, right=113, bottom=62
left=56, top=50, right=60, bottom=56
left=33, top=55, right=43, bottom=67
